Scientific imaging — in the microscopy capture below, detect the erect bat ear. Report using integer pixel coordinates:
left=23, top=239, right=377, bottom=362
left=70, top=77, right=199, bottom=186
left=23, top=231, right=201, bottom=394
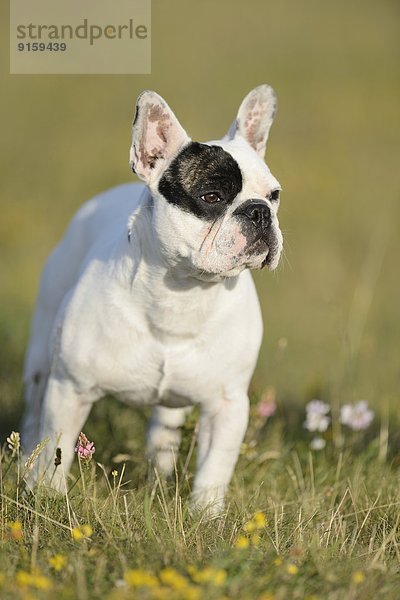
left=129, top=90, right=190, bottom=183
left=223, top=84, right=277, bottom=158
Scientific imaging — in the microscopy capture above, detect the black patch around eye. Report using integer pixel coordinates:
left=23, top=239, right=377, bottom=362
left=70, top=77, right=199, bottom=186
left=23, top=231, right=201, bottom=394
left=158, top=142, right=243, bottom=220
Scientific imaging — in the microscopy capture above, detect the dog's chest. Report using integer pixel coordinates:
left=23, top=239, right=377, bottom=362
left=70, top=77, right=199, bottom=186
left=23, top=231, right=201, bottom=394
left=105, top=273, right=227, bottom=407
left=63, top=271, right=230, bottom=408
left=105, top=334, right=217, bottom=408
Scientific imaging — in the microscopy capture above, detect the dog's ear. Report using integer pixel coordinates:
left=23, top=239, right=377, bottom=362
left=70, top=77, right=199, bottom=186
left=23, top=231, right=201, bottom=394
left=223, top=84, right=277, bottom=158
left=129, top=91, right=190, bottom=183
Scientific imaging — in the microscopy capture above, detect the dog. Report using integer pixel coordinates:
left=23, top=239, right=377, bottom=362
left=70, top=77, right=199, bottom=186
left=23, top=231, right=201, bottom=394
left=21, top=84, right=283, bottom=513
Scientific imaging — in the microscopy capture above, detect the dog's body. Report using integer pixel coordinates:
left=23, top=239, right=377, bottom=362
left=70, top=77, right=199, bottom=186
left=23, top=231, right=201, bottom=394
left=22, top=85, right=283, bottom=512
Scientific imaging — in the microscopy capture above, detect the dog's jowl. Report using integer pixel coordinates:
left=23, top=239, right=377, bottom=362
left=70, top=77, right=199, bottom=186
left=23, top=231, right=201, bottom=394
left=22, top=85, right=283, bottom=514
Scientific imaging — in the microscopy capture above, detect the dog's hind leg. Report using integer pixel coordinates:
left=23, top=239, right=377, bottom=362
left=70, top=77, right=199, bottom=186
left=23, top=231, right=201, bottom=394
left=22, top=202, right=99, bottom=455
left=22, top=292, right=55, bottom=455
left=21, top=370, right=50, bottom=456
left=146, top=406, right=192, bottom=478
left=30, top=375, right=96, bottom=491
left=22, top=293, right=56, bottom=456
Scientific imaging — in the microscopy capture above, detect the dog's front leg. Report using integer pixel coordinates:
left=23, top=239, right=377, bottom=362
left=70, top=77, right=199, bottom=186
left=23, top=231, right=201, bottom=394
left=192, top=394, right=249, bottom=515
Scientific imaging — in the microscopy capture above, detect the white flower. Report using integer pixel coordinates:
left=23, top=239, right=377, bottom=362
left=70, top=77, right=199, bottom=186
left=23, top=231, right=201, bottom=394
left=306, top=400, right=330, bottom=416
left=340, top=401, right=374, bottom=431
left=340, top=404, right=353, bottom=426
left=304, top=413, right=330, bottom=432
left=304, top=399, right=331, bottom=432
left=310, top=437, right=326, bottom=450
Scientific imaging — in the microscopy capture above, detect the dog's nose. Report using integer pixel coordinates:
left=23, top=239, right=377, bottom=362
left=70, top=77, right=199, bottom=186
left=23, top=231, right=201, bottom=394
left=234, top=200, right=271, bottom=229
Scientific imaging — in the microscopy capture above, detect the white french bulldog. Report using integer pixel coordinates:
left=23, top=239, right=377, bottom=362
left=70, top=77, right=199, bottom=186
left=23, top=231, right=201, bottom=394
left=22, top=84, right=283, bottom=513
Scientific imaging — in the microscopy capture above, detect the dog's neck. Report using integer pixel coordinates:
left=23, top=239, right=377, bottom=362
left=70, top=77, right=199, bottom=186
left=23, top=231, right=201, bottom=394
left=124, top=200, right=237, bottom=339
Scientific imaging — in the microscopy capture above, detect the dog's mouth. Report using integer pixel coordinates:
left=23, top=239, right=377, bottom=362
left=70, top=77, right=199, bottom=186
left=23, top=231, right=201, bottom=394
left=261, top=250, right=274, bottom=269
left=189, top=223, right=281, bottom=281
left=245, top=233, right=268, bottom=253
left=240, top=233, right=281, bottom=270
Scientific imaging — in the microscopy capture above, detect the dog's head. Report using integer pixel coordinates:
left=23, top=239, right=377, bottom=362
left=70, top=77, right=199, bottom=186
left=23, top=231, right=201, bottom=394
left=129, top=85, right=283, bottom=281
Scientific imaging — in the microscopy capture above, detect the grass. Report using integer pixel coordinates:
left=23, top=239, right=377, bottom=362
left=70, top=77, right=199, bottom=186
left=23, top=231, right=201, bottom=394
left=1, top=401, right=400, bottom=599
left=1, top=0, right=400, bottom=597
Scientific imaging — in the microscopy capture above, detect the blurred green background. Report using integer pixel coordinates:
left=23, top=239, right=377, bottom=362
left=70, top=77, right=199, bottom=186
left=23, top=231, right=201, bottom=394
left=0, top=0, right=399, bottom=440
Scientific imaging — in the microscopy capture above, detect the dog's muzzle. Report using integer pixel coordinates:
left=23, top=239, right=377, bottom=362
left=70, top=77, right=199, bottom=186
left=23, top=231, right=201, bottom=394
left=233, top=200, right=273, bottom=252
left=233, top=199, right=271, bottom=232
left=233, top=199, right=281, bottom=269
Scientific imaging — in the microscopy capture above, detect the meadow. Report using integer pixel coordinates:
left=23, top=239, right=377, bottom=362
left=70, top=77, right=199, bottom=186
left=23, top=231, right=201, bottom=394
left=1, top=0, right=399, bottom=598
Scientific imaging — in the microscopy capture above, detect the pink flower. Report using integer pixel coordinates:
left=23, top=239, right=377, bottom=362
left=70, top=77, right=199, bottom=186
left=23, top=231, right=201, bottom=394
left=257, top=389, right=277, bottom=418
left=75, top=432, right=95, bottom=462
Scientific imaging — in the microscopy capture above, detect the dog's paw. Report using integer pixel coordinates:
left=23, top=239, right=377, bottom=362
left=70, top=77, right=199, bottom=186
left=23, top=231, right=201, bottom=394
left=190, top=486, right=226, bottom=519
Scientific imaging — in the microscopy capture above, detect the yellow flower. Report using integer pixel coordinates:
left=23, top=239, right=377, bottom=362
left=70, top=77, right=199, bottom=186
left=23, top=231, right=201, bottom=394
left=286, top=564, right=298, bottom=576
left=243, top=520, right=256, bottom=533
left=352, top=571, right=365, bottom=584
left=242, top=512, right=267, bottom=538
left=124, top=569, right=158, bottom=587
left=16, top=570, right=52, bottom=590
left=159, top=568, right=188, bottom=590
left=49, top=554, right=68, bottom=571
left=273, top=557, right=282, bottom=566
left=253, top=512, right=267, bottom=529
left=33, top=574, right=53, bottom=590
left=9, top=520, right=23, bottom=541
left=82, top=524, right=93, bottom=536
left=72, top=528, right=83, bottom=540
left=234, top=535, right=249, bottom=549
left=72, top=524, right=92, bottom=540
left=16, top=571, right=30, bottom=587
left=188, top=566, right=227, bottom=587
left=213, top=569, right=227, bottom=587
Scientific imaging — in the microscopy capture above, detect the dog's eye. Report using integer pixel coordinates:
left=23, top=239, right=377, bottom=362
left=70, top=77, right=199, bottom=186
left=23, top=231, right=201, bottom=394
left=201, top=193, right=222, bottom=204
left=269, top=189, right=280, bottom=202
